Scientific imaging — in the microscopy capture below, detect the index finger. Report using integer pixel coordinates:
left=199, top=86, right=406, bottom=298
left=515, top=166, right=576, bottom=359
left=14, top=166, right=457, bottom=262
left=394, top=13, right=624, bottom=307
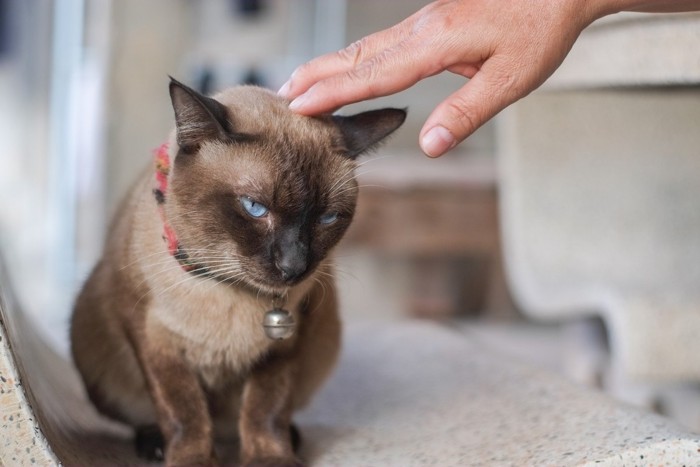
left=279, top=20, right=414, bottom=100
left=287, top=38, right=440, bottom=115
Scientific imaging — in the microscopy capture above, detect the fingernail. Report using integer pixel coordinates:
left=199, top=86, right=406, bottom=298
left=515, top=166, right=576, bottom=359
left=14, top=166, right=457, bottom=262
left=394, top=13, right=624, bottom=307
left=277, top=79, right=291, bottom=97
left=421, top=126, right=455, bottom=157
left=288, top=92, right=310, bottom=111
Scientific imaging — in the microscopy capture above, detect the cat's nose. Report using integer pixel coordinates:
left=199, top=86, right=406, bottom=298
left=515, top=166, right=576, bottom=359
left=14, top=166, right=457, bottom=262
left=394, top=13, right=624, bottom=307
left=275, top=252, right=308, bottom=283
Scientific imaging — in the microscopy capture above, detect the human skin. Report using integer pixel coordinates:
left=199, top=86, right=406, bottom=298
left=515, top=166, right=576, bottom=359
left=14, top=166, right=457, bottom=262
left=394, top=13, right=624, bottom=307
left=279, top=0, right=700, bottom=157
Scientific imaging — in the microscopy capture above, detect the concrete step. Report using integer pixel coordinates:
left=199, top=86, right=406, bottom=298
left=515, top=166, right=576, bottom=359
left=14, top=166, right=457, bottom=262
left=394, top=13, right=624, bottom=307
left=2, top=256, right=699, bottom=465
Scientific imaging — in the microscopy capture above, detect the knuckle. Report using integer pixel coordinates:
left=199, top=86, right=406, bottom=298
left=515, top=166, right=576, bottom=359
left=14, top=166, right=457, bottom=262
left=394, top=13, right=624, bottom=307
left=414, top=1, right=453, bottom=35
left=445, top=94, right=480, bottom=136
left=488, top=57, right=531, bottom=99
left=293, top=60, right=313, bottom=79
left=345, top=52, right=389, bottom=94
left=494, top=70, right=522, bottom=98
left=338, top=39, right=368, bottom=67
left=345, top=62, right=376, bottom=87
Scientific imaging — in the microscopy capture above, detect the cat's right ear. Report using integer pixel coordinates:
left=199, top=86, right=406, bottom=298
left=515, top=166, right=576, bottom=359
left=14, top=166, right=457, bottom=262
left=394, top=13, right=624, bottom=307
left=169, top=77, right=231, bottom=153
left=332, top=108, right=407, bottom=159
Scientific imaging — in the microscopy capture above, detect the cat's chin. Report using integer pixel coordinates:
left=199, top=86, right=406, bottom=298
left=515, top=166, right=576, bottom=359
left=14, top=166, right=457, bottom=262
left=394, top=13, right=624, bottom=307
left=241, top=272, right=315, bottom=296
left=206, top=270, right=292, bottom=297
left=237, top=276, right=291, bottom=297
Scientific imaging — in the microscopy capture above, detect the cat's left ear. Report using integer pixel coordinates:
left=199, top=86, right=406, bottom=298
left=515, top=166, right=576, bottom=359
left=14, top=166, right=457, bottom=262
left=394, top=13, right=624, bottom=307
left=332, top=108, right=407, bottom=159
left=169, top=76, right=232, bottom=153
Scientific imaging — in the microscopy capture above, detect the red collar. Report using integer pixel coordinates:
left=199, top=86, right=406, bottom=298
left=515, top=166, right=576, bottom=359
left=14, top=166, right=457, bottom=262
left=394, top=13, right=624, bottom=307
left=153, top=143, right=203, bottom=274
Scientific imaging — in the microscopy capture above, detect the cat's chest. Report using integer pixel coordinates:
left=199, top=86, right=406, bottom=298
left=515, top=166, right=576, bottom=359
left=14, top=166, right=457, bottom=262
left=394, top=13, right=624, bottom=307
left=148, top=283, right=286, bottom=379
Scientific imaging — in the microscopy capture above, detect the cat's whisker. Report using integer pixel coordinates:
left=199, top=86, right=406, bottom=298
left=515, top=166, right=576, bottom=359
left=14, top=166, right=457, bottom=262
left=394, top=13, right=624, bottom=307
left=199, top=265, right=247, bottom=284
left=199, top=275, right=230, bottom=295
left=197, top=268, right=249, bottom=295
left=131, top=261, right=194, bottom=292
left=134, top=250, right=240, bottom=288
left=329, top=176, right=358, bottom=199
left=306, top=276, right=327, bottom=316
left=122, top=244, right=225, bottom=271
left=123, top=241, right=221, bottom=269
left=152, top=275, right=200, bottom=303
left=353, top=166, right=389, bottom=181
left=328, top=154, right=397, bottom=193
left=333, top=183, right=389, bottom=198
left=131, top=260, right=207, bottom=312
left=330, top=251, right=360, bottom=259
left=136, top=255, right=225, bottom=307
left=327, top=180, right=356, bottom=200
left=152, top=262, right=243, bottom=301
left=138, top=256, right=197, bottom=271
left=159, top=253, right=234, bottom=262
left=326, top=165, right=357, bottom=193
left=163, top=208, right=222, bottom=223
left=329, top=164, right=388, bottom=197
left=137, top=258, right=238, bottom=278
left=313, top=268, right=334, bottom=280
left=181, top=258, right=244, bottom=268
left=119, top=249, right=172, bottom=271
left=355, top=153, right=397, bottom=168
left=354, top=166, right=384, bottom=176
left=326, top=163, right=362, bottom=195
left=331, top=188, right=360, bottom=199
left=329, top=163, right=387, bottom=196
left=333, top=268, right=364, bottom=286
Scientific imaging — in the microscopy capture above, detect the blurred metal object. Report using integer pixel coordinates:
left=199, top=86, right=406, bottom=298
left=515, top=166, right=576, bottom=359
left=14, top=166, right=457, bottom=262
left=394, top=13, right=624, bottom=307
left=263, top=308, right=296, bottom=340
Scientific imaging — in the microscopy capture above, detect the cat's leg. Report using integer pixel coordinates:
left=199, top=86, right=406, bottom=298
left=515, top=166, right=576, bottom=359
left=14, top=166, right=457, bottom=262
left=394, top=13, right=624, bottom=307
left=71, top=275, right=159, bottom=432
left=238, top=355, right=302, bottom=467
left=237, top=275, right=340, bottom=467
left=291, top=273, right=342, bottom=411
left=141, top=339, right=217, bottom=466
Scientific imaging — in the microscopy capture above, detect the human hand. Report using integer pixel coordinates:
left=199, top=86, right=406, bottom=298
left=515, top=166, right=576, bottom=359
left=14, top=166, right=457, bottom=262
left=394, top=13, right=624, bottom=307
left=278, top=0, right=604, bottom=157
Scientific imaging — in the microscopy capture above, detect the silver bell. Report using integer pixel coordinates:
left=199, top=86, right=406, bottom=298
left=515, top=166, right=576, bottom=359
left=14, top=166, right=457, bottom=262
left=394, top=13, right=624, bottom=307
left=263, top=308, right=296, bottom=340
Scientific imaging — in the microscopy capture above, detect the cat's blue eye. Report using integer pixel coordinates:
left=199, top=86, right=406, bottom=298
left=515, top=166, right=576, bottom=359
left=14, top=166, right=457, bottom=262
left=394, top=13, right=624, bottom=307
left=240, top=196, right=269, bottom=218
left=319, top=211, right=339, bottom=225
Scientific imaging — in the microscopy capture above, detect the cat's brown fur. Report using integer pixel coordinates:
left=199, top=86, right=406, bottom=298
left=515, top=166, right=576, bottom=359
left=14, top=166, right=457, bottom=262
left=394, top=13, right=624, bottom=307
left=70, top=79, right=405, bottom=466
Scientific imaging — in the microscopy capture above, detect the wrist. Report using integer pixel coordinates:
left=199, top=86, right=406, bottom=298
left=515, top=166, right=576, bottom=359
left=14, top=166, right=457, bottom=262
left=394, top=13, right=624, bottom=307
left=579, top=0, right=629, bottom=25
left=583, top=0, right=700, bottom=18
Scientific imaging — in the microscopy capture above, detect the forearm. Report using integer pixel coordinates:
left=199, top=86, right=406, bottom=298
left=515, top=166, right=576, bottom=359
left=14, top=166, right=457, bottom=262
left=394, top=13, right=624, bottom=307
left=631, top=0, right=700, bottom=12
left=591, top=0, right=700, bottom=16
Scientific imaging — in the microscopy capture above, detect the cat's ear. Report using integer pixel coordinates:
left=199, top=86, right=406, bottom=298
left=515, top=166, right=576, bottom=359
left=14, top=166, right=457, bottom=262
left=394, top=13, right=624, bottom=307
left=169, top=77, right=231, bottom=153
left=332, top=108, right=407, bottom=159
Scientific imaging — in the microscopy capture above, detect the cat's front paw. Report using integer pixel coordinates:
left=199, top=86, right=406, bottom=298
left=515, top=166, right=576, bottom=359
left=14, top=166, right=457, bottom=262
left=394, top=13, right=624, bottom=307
left=166, top=454, right=218, bottom=467
left=165, top=441, right=218, bottom=467
left=242, top=456, right=304, bottom=467
left=135, top=425, right=165, bottom=461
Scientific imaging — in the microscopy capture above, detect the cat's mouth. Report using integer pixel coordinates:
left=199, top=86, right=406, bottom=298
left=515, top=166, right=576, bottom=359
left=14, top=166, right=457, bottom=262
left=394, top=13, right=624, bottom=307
left=262, top=269, right=314, bottom=290
left=238, top=275, right=304, bottom=296
left=188, top=251, right=316, bottom=294
left=255, top=263, right=318, bottom=292
left=207, top=267, right=310, bottom=295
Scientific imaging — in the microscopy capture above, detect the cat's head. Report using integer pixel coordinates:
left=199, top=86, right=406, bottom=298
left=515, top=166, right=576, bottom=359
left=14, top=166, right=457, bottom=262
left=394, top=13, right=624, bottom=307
left=165, top=78, right=405, bottom=293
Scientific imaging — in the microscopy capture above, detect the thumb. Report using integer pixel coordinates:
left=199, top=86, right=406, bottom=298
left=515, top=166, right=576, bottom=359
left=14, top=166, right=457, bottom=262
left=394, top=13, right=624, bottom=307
left=420, top=60, right=524, bottom=157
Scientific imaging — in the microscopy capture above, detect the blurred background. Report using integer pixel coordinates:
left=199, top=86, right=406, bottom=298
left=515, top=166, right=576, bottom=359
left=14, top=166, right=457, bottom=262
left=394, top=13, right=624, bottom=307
left=1, top=0, right=700, bottom=433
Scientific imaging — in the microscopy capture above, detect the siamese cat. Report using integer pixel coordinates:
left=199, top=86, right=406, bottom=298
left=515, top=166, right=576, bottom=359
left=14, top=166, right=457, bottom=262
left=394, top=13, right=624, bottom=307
left=70, top=78, right=405, bottom=466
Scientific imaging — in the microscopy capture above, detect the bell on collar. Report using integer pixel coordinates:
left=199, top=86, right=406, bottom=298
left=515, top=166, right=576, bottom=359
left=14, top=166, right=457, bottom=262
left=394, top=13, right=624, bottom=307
left=263, top=308, right=296, bottom=340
